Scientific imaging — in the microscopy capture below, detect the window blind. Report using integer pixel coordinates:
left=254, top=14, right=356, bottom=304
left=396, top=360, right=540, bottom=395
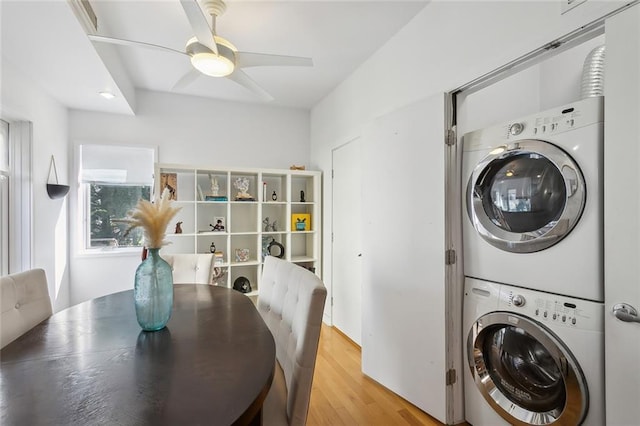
left=79, top=144, right=155, bottom=185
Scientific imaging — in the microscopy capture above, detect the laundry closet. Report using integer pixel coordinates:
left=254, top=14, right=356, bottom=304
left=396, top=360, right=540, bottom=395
left=450, top=8, right=640, bottom=425
left=457, top=36, right=606, bottom=425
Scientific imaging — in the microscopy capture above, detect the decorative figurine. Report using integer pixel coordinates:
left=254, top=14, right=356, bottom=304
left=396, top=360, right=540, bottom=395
left=210, top=219, right=225, bottom=232
left=267, top=238, right=285, bottom=258
left=263, top=217, right=278, bottom=232
left=233, top=276, right=251, bottom=293
left=175, top=221, right=183, bottom=234
left=209, top=174, right=219, bottom=196
left=272, top=191, right=277, bottom=201
left=233, top=177, right=252, bottom=200
left=210, top=242, right=216, bottom=253
left=300, top=190, right=305, bottom=202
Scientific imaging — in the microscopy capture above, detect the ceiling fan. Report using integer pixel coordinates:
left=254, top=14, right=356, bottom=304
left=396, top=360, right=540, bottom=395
left=88, top=0, right=313, bottom=101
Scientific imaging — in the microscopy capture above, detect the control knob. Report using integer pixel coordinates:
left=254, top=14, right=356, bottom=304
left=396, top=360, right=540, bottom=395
left=512, top=294, right=526, bottom=307
left=509, top=122, right=524, bottom=136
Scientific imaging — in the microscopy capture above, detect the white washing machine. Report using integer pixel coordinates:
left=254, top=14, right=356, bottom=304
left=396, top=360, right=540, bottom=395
left=462, top=96, right=603, bottom=301
left=463, top=277, right=604, bottom=426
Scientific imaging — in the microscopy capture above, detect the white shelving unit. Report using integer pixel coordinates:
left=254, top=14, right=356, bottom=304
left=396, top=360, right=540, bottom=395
left=155, top=164, right=321, bottom=296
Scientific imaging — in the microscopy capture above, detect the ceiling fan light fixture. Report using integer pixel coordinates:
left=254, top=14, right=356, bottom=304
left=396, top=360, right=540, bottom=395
left=186, top=36, right=236, bottom=77
left=191, top=52, right=234, bottom=77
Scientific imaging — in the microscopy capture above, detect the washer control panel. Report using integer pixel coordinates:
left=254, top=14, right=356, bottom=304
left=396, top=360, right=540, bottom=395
left=498, top=285, right=603, bottom=331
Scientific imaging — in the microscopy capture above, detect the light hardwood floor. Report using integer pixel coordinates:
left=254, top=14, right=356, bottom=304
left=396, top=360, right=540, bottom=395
left=307, top=325, right=445, bottom=425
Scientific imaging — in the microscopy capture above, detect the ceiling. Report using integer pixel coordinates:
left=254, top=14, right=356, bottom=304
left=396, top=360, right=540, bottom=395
left=1, top=0, right=428, bottom=114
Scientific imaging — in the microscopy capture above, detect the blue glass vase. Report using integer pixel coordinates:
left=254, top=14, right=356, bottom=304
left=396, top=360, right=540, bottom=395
left=134, top=248, right=173, bottom=331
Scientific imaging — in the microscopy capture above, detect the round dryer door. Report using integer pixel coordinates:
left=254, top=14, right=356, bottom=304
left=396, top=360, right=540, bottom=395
left=467, top=311, right=588, bottom=426
left=466, top=139, right=585, bottom=253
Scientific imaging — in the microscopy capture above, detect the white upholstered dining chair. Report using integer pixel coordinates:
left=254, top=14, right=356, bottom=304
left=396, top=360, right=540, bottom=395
left=1, top=268, right=53, bottom=348
left=162, top=253, right=216, bottom=285
left=257, top=256, right=327, bottom=426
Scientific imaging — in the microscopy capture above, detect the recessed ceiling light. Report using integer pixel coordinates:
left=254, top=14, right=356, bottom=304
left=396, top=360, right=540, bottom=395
left=98, top=91, right=116, bottom=100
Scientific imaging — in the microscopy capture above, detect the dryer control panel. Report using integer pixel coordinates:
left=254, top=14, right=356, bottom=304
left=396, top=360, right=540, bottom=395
left=463, top=96, right=604, bottom=151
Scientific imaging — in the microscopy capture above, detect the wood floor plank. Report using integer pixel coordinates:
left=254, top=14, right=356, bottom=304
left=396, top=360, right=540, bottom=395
left=307, top=325, right=445, bottom=426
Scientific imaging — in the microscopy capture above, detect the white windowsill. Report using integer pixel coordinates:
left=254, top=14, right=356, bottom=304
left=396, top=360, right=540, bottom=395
left=76, top=247, right=142, bottom=258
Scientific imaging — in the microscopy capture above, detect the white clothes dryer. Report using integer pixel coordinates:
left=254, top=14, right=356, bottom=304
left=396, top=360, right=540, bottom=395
left=462, top=97, right=603, bottom=301
left=463, top=277, right=604, bottom=426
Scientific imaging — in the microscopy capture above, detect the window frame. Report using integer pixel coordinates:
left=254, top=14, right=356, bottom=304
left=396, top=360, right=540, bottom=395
left=0, top=174, right=8, bottom=275
left=0, top=119, right=8, bottom=275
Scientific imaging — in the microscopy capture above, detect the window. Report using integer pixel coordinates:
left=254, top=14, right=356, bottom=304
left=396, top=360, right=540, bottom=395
left=0, top=119, right=8, bottom=274
left=79, top=144, right=155, bottom=250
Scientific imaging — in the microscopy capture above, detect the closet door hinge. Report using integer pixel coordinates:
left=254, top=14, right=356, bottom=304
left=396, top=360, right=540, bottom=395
left=446, top=129, right=456, bottom=146
left=446, top=369, right=457, bottom=386
left=445, top=249, right=456, bottom=265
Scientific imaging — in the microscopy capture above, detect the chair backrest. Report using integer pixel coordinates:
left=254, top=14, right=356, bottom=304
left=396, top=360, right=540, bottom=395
left=162, top=253, right=215, bottom=284
left=1, top=268, right=53, bottom=348
left=258, top=256, right=327, bottom=425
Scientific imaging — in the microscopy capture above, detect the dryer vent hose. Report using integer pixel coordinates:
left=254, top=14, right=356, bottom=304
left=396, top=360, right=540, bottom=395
left=581, top=45, right=605, bottom=99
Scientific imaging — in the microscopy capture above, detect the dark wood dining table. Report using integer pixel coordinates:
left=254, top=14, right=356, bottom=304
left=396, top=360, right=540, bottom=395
left=0, top=284, right=275, bottom=426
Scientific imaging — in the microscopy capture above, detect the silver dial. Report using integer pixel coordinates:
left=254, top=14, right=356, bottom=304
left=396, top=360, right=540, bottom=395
left=512, top=294, right=525, bottom=307
left=509, top=122, right=524, bottom=136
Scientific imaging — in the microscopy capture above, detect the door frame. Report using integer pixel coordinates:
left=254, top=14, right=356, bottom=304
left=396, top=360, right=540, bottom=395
left=330, top=136, right=362, bottom=345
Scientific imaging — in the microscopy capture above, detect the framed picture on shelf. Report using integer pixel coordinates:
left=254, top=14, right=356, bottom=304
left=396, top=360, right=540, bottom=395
left=235, top=248, right=250, bottom=262
left=211, top=216, right=226, bottom=232
left=160, top=173, right=178, bottom=200
left=291, top=213, right=311, bottom=231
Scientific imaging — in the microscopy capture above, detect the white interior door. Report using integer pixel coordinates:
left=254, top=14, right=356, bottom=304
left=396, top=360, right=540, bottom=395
left=361, top=94, right=447, bottom=423
left=604, top=5, right=640, bottom=425
left=332, top=137, right=363, bottom=346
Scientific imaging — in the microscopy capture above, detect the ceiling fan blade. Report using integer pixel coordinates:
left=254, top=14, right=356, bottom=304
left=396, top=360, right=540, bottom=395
left=172, top=69, right=202, bottom=90
left=179, top=0, right=218, bottom=55
left=227, top=70, right=274, bottom=102
left=88, top=34, right=187, bottom=56
left=235, top=52, right=313, bottom=69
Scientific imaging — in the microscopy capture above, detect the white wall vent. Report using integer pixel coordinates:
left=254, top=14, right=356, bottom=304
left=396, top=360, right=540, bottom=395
left=67, top=0, right=97, bottom=35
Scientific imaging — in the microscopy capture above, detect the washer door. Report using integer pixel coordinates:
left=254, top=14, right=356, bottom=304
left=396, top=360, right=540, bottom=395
left=468, top=311, right=588, bottom=426
left=467, top=139, right=585, bottom=253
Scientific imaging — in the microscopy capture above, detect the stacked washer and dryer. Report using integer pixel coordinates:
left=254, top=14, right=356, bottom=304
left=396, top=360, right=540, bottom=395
left=461, top=95, right=605, bottom=425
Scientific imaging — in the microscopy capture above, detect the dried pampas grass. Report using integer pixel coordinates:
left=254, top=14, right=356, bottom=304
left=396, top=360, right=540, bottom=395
left=122, top=188, right=181, bottom=248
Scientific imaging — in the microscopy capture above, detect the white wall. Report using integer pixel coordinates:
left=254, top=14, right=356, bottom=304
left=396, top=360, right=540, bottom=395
left=310, top=0, right=623, bottom=322
left=68, top=90, right=309, bottom=304
left=1, top=57, right=71, bottom=312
